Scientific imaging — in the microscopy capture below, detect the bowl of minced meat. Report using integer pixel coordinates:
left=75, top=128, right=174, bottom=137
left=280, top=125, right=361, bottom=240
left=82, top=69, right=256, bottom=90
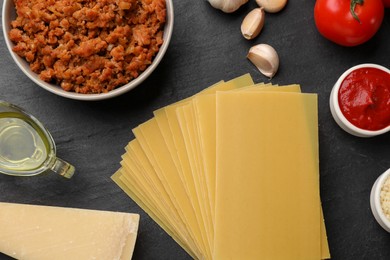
left=2, top=0, right=173, bottom=100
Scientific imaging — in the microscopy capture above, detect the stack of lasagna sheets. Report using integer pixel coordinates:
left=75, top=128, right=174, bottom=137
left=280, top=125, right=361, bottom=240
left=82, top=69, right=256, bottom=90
left=112, top=74, right=331, bottom=259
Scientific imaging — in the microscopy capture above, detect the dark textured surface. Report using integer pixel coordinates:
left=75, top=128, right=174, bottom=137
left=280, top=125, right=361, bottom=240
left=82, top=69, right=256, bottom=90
left=0, top=1, right=390, bottom=259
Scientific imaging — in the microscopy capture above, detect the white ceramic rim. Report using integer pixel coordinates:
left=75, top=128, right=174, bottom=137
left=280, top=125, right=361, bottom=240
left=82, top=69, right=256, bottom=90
left=371, top=168, right=390, bottom=232
left=330, top=63, right=390, bottom=137
left=2, top=0, right=174, bottom=101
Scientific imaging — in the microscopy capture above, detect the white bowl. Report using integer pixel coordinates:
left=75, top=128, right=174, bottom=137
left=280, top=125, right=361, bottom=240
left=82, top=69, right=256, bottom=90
left=370, top=168, right=390, bottom=233
left=329, top=63, right=390, bottom=137
left=2, top=0, right=174, bottom=101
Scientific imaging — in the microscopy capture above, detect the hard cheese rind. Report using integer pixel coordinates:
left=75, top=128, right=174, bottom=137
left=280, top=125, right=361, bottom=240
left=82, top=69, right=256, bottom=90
left=0, top=203, right=139, bottom=260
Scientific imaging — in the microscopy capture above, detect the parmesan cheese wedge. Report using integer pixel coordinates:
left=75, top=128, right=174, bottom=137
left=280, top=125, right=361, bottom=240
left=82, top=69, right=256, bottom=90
left=0, top=203, right=139, bottom=260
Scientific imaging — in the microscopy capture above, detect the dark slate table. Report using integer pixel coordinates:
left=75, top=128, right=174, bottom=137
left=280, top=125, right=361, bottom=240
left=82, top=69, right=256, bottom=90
left=1, top=1, right=389, bottom=259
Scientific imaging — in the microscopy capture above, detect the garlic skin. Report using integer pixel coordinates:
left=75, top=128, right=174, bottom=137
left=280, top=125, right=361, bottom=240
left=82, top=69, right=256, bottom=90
left=247, top=44, right=279, bottom=78
left=241, top=8, right=265, bottom=40
left=256, top=0, right=287, bottom=13
left=208, top=0, right=249, bottom=13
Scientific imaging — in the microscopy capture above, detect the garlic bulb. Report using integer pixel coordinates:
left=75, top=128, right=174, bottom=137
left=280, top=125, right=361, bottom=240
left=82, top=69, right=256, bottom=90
left=208, top=0, right=249, bottom=13
left=247, top=44, right=279, bottom=78
left=241, top=8, right=265, bottom=40
left=256, top=0, right=287, bottom=13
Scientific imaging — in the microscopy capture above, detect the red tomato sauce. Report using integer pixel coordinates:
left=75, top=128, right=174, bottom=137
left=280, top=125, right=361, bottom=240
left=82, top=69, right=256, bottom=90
left=338, top=67, right=390, bottom=131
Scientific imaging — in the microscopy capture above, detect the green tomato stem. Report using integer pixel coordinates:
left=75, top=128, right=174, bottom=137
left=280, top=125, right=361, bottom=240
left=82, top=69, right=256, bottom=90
left=350, top=0, right=364, bottom=23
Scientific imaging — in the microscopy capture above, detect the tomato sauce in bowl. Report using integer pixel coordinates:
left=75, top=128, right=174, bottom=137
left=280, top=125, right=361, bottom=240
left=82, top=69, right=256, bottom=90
left=338, top=67, right=390, bottom=131
left=330, top=64, right=390, bottom=137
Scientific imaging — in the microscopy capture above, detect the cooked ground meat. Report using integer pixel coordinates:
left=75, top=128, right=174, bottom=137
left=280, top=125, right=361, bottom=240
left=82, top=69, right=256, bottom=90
left=9, top=0, right=166, bottom=94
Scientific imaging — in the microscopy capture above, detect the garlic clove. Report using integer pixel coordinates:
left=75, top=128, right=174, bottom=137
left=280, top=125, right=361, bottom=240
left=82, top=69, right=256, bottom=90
left=256, top=0, right=287, bottom=13
left=247, top=44, right=279, bottom=78
left=208, top=0, right=249, bottom=13
left=241, top=8, right=265, bottom=40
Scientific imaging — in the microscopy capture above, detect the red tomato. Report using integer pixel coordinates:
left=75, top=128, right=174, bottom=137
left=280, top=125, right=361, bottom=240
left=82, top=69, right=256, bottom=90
left=383, top=0, right=390, bottom=7
left=314, top=0, right=384, bottom=46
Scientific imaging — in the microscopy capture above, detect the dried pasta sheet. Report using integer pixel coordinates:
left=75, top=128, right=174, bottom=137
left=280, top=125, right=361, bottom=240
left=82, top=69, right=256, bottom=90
left=214, top=91, right=322, bottom=259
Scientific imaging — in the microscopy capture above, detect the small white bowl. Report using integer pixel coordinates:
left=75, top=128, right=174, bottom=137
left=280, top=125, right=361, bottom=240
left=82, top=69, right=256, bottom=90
left=2, top=0, right=174, bottom=101
left=329, top=63, right=390, bottom=137
left=370, top=168, right=390, bottom=233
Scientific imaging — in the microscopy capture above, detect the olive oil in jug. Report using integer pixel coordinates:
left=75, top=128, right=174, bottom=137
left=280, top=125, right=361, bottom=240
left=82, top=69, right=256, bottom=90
left=0, top=102, right=74, bottom=178
left=0, top=112, right=50, bottom=172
